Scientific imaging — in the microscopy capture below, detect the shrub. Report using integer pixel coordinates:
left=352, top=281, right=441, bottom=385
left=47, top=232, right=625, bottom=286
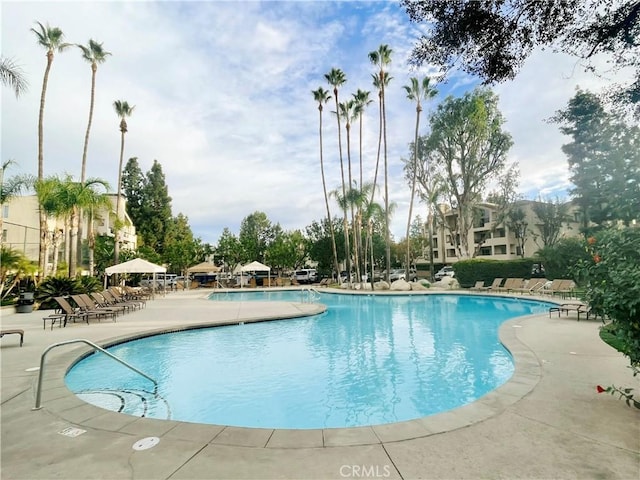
left=453, top=258, right=536, bottom=288
left=35, top=277, right=83, bottom=310
left=575, top=228, right=640, bottom=367
left=536, top=237, right=590, bottom=280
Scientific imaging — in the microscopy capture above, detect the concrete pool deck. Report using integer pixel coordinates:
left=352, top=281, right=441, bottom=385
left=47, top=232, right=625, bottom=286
left=1, top=288, right=638, bottom=479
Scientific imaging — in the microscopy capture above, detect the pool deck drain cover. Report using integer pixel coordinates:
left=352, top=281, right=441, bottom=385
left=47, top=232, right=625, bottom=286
left=133, top=437, right=160, bottom=451
left=58, top=427, right=86, bottom=437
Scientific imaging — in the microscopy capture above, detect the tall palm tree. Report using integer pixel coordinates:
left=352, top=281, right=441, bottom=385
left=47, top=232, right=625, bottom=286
left=369, top=44, right=393, bottom=282
left=352, top=89, right=372, bottom=281
left=78, top=40, right=111, bottom=185
left=67, top=178, right=111, bottom=277
left=33, top=176, right=65, bottom=277
left=113, top=99, right=135, bottom=265
left=403, top=76, right=437, bottom=279
left=77, top=39, right=111, bottom=269
left=324, top=68, right=351, bottom=280
left=0, top=56, right=28, bottom=98
left=31, top=21, right=71, bottom=278
left=312, top=87, right=340, bottom=279
left=338, top=99, right=361, bottom=284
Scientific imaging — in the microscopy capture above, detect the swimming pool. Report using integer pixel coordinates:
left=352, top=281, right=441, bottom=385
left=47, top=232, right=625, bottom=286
left=65, top=291, right=551, bottom=429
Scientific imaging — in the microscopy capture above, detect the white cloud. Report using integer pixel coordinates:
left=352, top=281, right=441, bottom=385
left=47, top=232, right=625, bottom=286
left=1, top=1, right=630, bottom=247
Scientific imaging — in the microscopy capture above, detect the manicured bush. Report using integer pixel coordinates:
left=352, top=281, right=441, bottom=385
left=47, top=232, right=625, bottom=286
left=453, top=258, right=536, bottom=288
left=576, top=228, right=640, bottom=367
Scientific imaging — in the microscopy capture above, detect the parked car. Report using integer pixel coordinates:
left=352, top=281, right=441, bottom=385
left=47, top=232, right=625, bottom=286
left=293, top=269, right=317, bottom=284
left=434, top=266, right=455, bottom=281
left=388, top=268, right=418, bottom=282
left=140, top=273, right=178, bottom=289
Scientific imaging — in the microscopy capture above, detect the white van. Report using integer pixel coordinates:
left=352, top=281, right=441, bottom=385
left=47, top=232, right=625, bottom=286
left=140, top=273, right=178, bottom=289
left=293, top=269, right=317, bottom=284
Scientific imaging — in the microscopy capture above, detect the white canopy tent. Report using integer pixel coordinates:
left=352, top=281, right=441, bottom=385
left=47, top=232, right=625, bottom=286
left=240, top=261, right=271, bottom=288
left=104, top=258, right=166, bottom=294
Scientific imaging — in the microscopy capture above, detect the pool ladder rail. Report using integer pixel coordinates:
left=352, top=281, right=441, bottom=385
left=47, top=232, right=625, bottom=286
left=33, top=338, right=158, bottom=410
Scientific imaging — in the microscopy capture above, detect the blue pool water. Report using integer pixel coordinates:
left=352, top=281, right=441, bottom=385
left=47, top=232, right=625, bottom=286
left=65, top=292, right=551, bottom=429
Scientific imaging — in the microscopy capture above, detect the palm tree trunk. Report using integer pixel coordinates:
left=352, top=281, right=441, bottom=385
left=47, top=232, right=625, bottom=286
left=364, top=92, right=383, bottom=285
left=37, top=53, right=53, bottom=278
left=346, top=127, right=360, bottom=285
left=114, top=130, right=125, bottom=266
left=334, top=92, right=351, bottom=281
left=69, top=207, right=78, bottom=277
left=319, top=109, right=340, bottom=278
left=88, top=208, right=96, bottom=276
left=406, top=105, right=421, bottom=277
left=382, top=79, right=391, bottom=281
left=77, top=65, right=97, bottom=271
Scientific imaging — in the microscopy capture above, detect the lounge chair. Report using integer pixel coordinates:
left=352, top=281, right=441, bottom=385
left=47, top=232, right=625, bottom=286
left=512, top=278, right=547, bottom=295
left=486, top=277, right=504, bottom=291
left=105, top=289, right=143, bottom=310
left=0, top=329, right=24, bottom=346
left=53, top=297, right=90, bottom=325
left=496, top=278, right=521, bottom=293
left=80, top=293, right=126, bottom=317
left=470, top=281, right=487, bottom=291
left=70, top=295, right=117, bottom=322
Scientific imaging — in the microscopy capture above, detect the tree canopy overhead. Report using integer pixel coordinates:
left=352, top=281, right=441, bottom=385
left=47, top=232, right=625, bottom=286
left=401, top=0, right=639, bottom=115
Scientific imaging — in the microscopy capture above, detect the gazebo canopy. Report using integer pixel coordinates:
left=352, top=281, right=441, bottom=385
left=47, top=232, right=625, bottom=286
left=187, top=262, right=221, bottom=274
left=241, top=261, right=271, bottom=272
left=105, top=258, right=166, bottom=275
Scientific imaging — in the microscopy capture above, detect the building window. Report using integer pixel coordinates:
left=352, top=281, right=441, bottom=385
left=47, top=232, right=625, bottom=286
left=433, top=251, right=439, bottom=259
left=494, top=244, right=507, bottom=255
left=2, top=205, right=8, bottom=218
left=1, top=229, right=6, bottom=242
left=479, top=246, right=492, bottom=256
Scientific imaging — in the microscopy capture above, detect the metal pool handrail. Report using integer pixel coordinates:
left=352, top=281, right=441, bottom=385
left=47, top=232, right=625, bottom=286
left=33, top=338, right=158, bottom=410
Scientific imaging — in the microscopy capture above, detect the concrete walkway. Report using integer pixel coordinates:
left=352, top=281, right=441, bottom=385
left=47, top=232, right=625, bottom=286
left=1, top=289, right=638, bottom=479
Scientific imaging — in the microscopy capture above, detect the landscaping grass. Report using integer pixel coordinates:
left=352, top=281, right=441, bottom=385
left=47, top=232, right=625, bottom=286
left=600, top=323, right=627, bottom=354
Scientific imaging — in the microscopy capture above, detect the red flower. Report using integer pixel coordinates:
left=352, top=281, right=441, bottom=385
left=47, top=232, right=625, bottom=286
left=593, top=254, right=601, bottom=263
left=587, top=236, right=596, bottom=245
left=596, top=385, right=606, bottom=393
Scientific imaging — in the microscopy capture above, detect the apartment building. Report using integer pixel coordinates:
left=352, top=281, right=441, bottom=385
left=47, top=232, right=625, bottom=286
left=427, top=200, right=581, bottom=264
left=1, top=194, right=137, bottom=272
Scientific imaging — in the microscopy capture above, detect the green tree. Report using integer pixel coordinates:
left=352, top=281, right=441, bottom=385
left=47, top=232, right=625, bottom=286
left=113, top=99, right=135, bottom=264
left=139, top=160, right=172, bottom=254
left=369, top=44, right=393, bottom=282
left=403, top=76, right=437, bottom=279
left=306, top=218, right=346, bottom=276
left=324, top=67, right=351, bottom=279
left=31, top=21, right=71, bottom=277
left=121, top=157, right=145, bottom=229
left=215, top=228, right=242, bottom=271
left=163, top=213, right=197, bottom=274
left=551, top=89, right=640, bottom=234
left=426, top=88, right=513, bottom=258
left=312, top=86, right=339, bottom=279
left=531, top=197, right=572, bottom=249
left=401, top=0, right=640, bottom=116
left=239, top=211, right=273, bottom=263
left=265, top=228, right=306, bottom=274
left=0, top=56, right=28, bottom=98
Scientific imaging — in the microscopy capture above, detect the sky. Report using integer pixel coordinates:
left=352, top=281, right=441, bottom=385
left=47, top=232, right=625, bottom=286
left=1, top=0, right=631, bottom=247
